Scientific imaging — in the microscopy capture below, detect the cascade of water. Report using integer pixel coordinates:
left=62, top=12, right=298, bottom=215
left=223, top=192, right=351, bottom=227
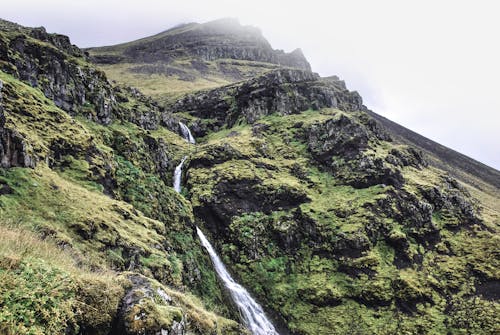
left=173, top=156, right=187, bottom=193
left=196, top=227, right=279, bottom=335
left=173, top=123, right=278, bottom=335
left=179, top=121, right=196, bottom=144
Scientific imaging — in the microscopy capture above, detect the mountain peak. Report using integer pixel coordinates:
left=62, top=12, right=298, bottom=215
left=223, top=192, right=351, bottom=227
left=87, top=18, right=311, bottom=71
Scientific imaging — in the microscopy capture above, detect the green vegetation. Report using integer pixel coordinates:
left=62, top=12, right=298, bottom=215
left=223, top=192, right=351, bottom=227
left=95, top=59, right=278, bottom=104
left=0, top=64, right=237, bottom=332
left=187, top=109, right=500, bottom=335
left=1, top=18, right=498, bottom=335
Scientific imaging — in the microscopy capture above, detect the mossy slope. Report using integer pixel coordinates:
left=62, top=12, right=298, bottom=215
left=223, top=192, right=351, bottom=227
left=1, top=17, right=499, bottom=335
left=185, top=106, right=499, bottom=334
left=0, top=21, right=244, bottom=334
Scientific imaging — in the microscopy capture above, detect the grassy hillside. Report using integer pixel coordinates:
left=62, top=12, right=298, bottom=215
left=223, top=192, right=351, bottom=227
left=93, top=59, right=280, bottom=103
left=0, top=23, right=245, bottom=333
left=1, top=18, right=499, bottom=335
left=184, top=107, right=499, bottom=334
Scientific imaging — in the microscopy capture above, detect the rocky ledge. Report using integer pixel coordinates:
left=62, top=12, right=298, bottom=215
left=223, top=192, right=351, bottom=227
left=172, top=68, right=364, bottom=135
left=90, top=18, right=311, bottom=71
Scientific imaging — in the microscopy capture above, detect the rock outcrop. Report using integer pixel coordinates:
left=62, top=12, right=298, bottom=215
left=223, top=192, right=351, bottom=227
left=112, top=275, right=186, bottom=335
left=172, top=68, right=363, bottom=134
left=0, top=79, right=36, bottom=168
left=90, top=18, right=311, bottom=71
left=0, top=25, right=116, bottom=124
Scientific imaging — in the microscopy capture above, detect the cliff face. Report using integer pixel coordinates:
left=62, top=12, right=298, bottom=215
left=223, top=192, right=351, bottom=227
left=0, top=18, right=499, bottom=335
left=90, top=18, right=311, bottom=71
left=85, top=19, right=312, bottom=103
left=170, top=69, right=362, bottom=135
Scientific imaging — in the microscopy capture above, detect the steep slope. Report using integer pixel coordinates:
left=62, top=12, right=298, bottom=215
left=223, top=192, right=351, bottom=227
left=0, top=19, right=246, bottom=334
left=1, top=17, right=499, bottom=335
left=86, top=18, right=310, bottom=102
left=172, top=69, right=499, bottom=334
left=366, top=110, right=500, bottom=189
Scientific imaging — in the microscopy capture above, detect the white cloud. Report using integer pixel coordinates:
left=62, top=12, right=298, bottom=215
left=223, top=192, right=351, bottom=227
left=2, top=0, right=499, bottom=169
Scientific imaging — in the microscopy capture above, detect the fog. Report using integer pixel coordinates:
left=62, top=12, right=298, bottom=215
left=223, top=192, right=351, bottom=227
left=3, top=0, right=499, bottom=169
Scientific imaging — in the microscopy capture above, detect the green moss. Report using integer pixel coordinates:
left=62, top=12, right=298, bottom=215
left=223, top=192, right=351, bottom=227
left=186, top=107, right=499, bottom=334
left=0, top=258, right=77, bottom=335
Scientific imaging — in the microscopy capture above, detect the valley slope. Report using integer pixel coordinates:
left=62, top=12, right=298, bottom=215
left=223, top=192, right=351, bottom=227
left=0, top=18, right=498, bottom=335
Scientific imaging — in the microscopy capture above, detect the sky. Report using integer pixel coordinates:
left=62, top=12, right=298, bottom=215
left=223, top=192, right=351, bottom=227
left=2, top=0, right=500, bottom=170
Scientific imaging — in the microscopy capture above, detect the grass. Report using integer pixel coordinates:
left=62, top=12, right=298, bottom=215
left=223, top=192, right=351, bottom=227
left=2, top=21, right=499, bottom=333
left=95, top=59, right=278, bottom=104
left=0, top=224, right=243, bottom=335
left=185, top=107, right=500, bottom=335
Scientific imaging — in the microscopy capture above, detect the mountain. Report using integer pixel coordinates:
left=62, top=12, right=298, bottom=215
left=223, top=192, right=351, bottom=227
left=85, top=18, right=310, bottom=102
left=0, top=18, right=499, bottom=335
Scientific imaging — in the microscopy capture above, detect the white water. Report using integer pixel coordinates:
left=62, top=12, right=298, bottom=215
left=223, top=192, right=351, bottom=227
left=196, top=227, right=279, bottom=335
left=179, top=121, right=196, bottom=144
left=174, top=123, right=278, bottom=335
left=173, top=156, right=186, bottom=193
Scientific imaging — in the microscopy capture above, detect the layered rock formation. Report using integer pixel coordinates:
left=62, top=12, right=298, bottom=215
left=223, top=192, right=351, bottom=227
left=90, top=18, right=311, bottom=71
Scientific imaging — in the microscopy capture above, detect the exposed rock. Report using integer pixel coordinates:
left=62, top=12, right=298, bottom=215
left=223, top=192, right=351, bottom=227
left=0, top=97, right=37, bottom=168
left=171, top=68, right=364, bottom=134
left=375, top=190, right=439, bottom=246
left=192, top=175, right=309, bottom=237
left=0, top=26, right=116, bottom=125
left=28, top=26, right=83, bottom=58
left=112, top=274, right=186, bottom=335
left=385, top=147, right=428, bottom=169
left=90, top=18, right=311, bottom=71
left=307, top=114, right=371, bottom=161
left=419, top=176, right=482, bottom=228
left=189, top=143, right=247, bottom=168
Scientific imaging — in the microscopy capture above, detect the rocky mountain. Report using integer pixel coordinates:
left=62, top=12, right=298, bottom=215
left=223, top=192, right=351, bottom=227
left=85, top=18, right=311, bottom=102
left=0, top=18, right=498, bottom=335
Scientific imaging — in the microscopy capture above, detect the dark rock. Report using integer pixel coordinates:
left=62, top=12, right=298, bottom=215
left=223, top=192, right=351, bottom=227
left=251, top=123, right=270, bottom=137
left=193, top=176, right=309, bottom=237
left=419, top=176, right=482, bottom=229
left=92, top=18, right=311, bottom=71
left=332, top=155, right=404, bottom=189
left=307, top=114, right=370, bottom=162
left=377, top=190, right=440, bottom=246
left=171, top=68, right=363, bottom=135
left=29, top=26, right=83, bottom=58
left=0, top=180, right=13, bottom=195
left=474, top=279, right=500, bottom=301
left=0, top=30, right=117, bottom=125
left=386, top=147, right=427, bottom=169
left=143, top=135, right=171, bottom=179
left=0, top=127, right=37, bottom=168
left=332, top=231, right=372, bottom=258
left=189, top=143, right=246, bottom=168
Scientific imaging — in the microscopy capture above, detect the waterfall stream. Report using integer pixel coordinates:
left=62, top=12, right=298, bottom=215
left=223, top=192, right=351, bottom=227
left=196, top=227, right=279, bottom=335
left=179, top=121, right=196, bottom=144
left=174, top=123, right=279, bottom=335
left=173, top=156, right=186, bottom=193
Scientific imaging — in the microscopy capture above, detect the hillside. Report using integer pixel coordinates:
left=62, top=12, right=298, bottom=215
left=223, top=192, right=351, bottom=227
left=1, top=18, right=499, bottom=335
left=85, top=18, right=310, bottom=103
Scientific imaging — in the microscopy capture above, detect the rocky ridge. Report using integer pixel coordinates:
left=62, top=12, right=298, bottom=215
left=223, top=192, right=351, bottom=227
left=89, top=18, right=310, bottom=71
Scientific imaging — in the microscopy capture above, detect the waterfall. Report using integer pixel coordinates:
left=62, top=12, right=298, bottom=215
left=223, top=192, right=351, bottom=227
left=173, top=156, right=186, bottom=193
left=196, top=227, right=279, bottom=335
left=173, top=122, right=278, bottom=335
left=179, top=121, right=196, bottom=144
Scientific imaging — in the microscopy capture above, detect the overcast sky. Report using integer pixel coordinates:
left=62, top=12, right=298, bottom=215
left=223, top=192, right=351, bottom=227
left=3, top=0, right=499, bottom=170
